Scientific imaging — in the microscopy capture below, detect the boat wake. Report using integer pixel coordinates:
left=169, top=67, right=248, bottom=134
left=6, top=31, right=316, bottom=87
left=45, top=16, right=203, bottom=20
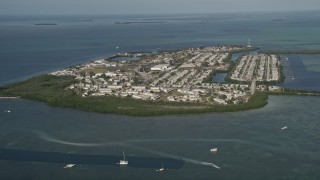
left=121, top=143, right=221, bottom=169
left=26, top=130, right=233, bottom=169
left=29, top=130, right=121, bottom=147
left=127, top=138, right=255, bottom=145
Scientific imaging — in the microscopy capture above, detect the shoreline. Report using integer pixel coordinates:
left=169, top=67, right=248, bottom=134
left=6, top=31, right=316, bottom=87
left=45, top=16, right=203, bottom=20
left=259, top=49, right=320, bottom=54
left=0, top=75, right=269, bottom=116
left=0, top=96, right=20, bottom=99
left=1, top=45, right=319, bottom=116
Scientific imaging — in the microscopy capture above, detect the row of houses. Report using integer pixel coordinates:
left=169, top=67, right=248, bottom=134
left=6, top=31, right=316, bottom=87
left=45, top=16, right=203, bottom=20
left=179, top=52, right=229, bottom=68
left=50, top=46, right=259, bottom=105
left=231, top=54, right=280, bottom=82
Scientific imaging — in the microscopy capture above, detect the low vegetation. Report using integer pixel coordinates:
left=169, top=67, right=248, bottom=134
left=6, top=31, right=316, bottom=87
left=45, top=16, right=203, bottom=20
left=0, top=75, right=269, bottom=116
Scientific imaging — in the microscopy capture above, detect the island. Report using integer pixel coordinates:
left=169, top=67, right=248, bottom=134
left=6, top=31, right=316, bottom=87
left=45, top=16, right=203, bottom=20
left=1, top=45, right=319, bottom=116
left=34, top=23, right=58, bottom=26
left=114, top=21, right=165, bottom=25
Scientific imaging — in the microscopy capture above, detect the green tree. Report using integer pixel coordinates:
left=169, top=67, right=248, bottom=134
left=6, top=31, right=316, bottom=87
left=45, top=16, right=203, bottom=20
left=89, top=71, right=95, bottom=77
left=79, top=71, right=86, bottom=77
left=201, top=61, right=209, bottom=67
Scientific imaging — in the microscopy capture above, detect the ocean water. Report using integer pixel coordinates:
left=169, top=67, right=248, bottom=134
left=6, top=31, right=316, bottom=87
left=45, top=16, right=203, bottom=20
left=1, top=12, right=320, bottom=179
left=0, top=96, right=320, bottom=179
left=1, top=12, right=320, bottom=86
left=280, top=54, right=320, bottom=91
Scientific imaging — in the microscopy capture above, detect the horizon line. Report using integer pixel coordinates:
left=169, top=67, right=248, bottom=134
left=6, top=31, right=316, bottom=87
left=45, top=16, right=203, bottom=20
left=1, top=9, right=320, bottom=17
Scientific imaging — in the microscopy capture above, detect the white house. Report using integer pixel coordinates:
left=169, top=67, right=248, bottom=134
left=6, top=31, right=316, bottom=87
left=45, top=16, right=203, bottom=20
left=151, top=64, right=170, bottom=71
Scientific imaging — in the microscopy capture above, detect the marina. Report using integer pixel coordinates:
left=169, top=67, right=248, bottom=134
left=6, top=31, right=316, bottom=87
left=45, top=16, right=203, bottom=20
left=281, top=56, right=295, bottom=81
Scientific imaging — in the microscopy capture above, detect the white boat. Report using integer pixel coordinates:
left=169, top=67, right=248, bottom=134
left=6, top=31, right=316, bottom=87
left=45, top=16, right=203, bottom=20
left=210, top=148, right=218, bottom=152
left=156, top=162, right=165, bottom=172
left=119, top=152, right=128, bottom=165
left=4, top=108, right=11, bottom=113
left=63, top=164, right=75, bottom=168
left=281, top=126, right=288, bottom=130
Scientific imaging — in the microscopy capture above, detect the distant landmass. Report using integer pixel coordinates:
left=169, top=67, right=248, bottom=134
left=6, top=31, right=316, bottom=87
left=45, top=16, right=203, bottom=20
left=114, top=21, right=165, bottom=25
left=34, top=23, right=58, bottom=26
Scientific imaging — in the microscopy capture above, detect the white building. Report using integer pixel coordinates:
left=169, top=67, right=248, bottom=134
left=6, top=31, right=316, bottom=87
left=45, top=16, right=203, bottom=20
left=151, top=64, right=170, bottom=71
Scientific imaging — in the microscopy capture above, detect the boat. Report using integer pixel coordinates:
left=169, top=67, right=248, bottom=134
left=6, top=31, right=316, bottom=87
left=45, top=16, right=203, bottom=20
left=119, top=152, right=128, bottom=165
left=210, top=148, right=218, bottom=153
left=281, top=126, right=288, bottom=130
left=63, top=164, right=75, bottom=168
left=156, top=162, right=165, bottom=172
left=4, top=108, right=10, bottom=113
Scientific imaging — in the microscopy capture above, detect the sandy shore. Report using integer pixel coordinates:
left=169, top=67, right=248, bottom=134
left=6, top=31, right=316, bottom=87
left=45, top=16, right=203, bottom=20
left=0, top=96, right=20, bottom=99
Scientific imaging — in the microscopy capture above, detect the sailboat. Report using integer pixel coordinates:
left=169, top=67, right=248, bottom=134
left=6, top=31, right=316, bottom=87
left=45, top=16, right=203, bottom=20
left=156, top=162, right=165, bottom=172
left=119, top=152, right=128, bottom=165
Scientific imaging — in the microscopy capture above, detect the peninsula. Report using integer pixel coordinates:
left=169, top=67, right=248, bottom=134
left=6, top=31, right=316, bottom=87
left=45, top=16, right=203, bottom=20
left=1, top=45, right=318, bottom=116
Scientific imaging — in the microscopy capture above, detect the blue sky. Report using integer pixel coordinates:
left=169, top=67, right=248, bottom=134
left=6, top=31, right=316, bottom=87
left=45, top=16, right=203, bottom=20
left=1, top=0, right=320, bottom=15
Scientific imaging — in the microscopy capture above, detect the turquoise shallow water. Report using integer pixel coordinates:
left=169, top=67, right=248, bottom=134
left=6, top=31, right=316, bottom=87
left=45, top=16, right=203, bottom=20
left=0, top=95, right=320, bottom=179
